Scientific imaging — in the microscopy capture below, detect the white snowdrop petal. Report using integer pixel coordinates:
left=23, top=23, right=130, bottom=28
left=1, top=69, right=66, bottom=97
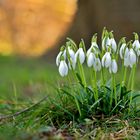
left=87, top=53, right=94, bottom=67
left=133, top=40, right=140, bottom=50
left=87, top=47, right=92, bottom=57
left=96, top=58, right=101, bottom=71
left=124, top=47, right=129, bottom=59
left=102, top=38, right=106, bottom=50
left=63, top=50, right=67, bottom=60
left=124, top=55, right=130, bottom=67
left=56, top=51, right=62, bottom=66
left=129, top=49, right=136, bottom=66
left=101, top=53, right=106, bottom=67
left=137, top=49, right=140, bottom=56
left=120, top=43, right=126, bottom=59
left=68, top=49, right=75, bottom=60
left=92, top=42, right=99, bottom=48
left=59, top=61, right=68, bottom=77
left=111, top=38, right=117, bottom=52
left=106, top=38, right=111, bottom=49
left=105, top=52, right=111, bottom=68
left=79, top=48, right=85, bottom=64
left=112, top=60, right=118, bottom=73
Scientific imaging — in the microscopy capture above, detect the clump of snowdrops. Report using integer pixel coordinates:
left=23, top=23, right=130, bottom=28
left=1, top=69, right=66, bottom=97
left=55, top=28, right=140, bottom=118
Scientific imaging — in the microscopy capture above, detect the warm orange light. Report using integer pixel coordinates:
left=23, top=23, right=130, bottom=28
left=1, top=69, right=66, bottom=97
left=0, top=0, right=77, bottom=56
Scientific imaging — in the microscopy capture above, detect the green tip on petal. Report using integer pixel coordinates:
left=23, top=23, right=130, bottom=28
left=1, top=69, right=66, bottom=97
left=60, top=46, right=65, bottom=52
left=66, top=37, right=77, bottom=49
left=133, top=32, right=139, bottom=40
left=60, top=55, right=65, bottom=61
left=109, top=31, right=114, bottom=38
left=126, top=40, right=133, bottom=48
left=91, top=33, right=97, bottom=42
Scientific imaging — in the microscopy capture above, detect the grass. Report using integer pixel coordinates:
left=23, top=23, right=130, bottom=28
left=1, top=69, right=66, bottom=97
left=0, top=55, right=140, bottom=140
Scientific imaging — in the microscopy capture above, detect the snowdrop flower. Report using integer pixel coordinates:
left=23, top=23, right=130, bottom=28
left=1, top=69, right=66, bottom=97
left=102, top=37, right=106, bottom=50
left=56, top=49, right=66, bottom=66
left=56, top=51, right=63, bottom=66
left=87, top=52, right=96, bottom=67
left=110, top=38, right=117, bottom=53
left=124, top=55, right=130, bottom=67
left=119, top=43, right=127, bottom=59
left=75, top=48, right=85, bottom=64
left=133, top=39, right=140, bottom=56
left=102, top=52, right=111, bottom=68
left=102, top=37, right=111, bottom=51
left=87, top=42, right=98, bottom=57
left=129, top=48, right=137, bottom=67
left=68, top=47, right=75, bottom=60
left=124, top=48, right=137, bottom=68
left=67, top=47, right=76, bottom=69
left=59, top=60, right=68, bottom=77
left=94, top=58, right=101, bottom=72
left=109, top=59, right=118, bottom=74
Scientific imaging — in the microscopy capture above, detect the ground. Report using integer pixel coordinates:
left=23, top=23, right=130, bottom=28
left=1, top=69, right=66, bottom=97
left=0, top=56, right=140, bottom=140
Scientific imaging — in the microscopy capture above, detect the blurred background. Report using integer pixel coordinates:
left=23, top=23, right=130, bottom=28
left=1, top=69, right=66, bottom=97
left=0, top=0, right=140, bottom=106
left=0, top=0, right=140, bottom=58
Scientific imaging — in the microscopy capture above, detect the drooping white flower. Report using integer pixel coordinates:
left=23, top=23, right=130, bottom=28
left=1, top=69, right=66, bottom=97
left=129, top=48, right=137, bottom=67
left=132, top=40, right=140, bottom=56
left=106, top=37, right=111, bottom=48
left=124, top=55, right=130, bottom=67
left=94, top=58, right=101, bottom=71
left=87, top=52, right=96, bottom=67
left=109, top=59, right=118, bottom=74
left=102, top=37, right=111, bottom=51
left=124, top=48, right=137, bottom=68
left=68, top=47, right=75, bottom=60
left=110, top=38, right=117, bottom=53
left=119, top=43, right=127, bottom=59
left=102, top=37, right=106, bottom=50
left=87, top=42, right=98, bottom=57
left=67, top=47, right=76, bottom=69
left=133, top=40, right=140, bottom=49
left=59, top=60, right=68, bottom=77
left=102, top=52, right=111, bottom=68
left=56, top=49, right=66, bottom=66
left=56, top=51, right=63, bottom=66
left=75, top=48, right=85, bottom=64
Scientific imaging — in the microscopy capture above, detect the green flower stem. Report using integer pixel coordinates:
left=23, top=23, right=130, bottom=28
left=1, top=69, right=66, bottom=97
left=113, top=74, right=117, bottom=105
left=110, top=75, right=113, bottom=110
left=129, top=64, right=136, bottom=112
left=123, top=67, right=127, bottom=85
left=131, top=64, right=136, bottom=90
left=119, top=63, right=124, bottom=100
left=101, top=68, right=105, bottom=87
left=91, top=68, right=94, bottom=89
left=128, top=69, right=132, bottom=90
left=78, top=62, right=86, bottom=87
left=94, top=70, right=98, bottom=101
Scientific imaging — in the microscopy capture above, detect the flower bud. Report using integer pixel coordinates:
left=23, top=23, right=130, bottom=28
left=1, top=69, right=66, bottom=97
left=75, top=48, right=85, bottom=64
left=87, top=52, right=96, bottom=67
left=94, top=58, right=101, bottom=71
left=133, top=40, right=140, bottom=56
left=129, top=48, right=137, bottom=67
left=68, top=47, right=75, bottom=60
left=102, top=52, right=111, bottom=68
left=56, top=50, right=66, bottom=66
left=59, top=60, right=68, bottom=77
left=56, top=51, right=63, bottom=66
left=119, top=43, right=126, bottom=59
left=110, top=38, right=117, bottom=53
left=109, top=59, right=118, bottom=73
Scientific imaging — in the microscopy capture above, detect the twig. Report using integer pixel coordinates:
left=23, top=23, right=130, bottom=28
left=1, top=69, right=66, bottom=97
left=0, top=96, right=48, bottom=122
